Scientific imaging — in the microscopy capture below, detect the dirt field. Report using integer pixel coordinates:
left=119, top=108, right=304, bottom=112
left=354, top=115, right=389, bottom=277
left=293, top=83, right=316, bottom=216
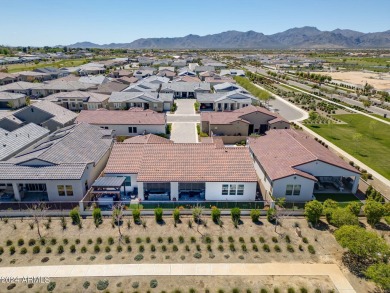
left=0, top=275, right=337, bottom=293
left=0, top=216, right=384, bottom=292
left=315, top=71, right=390, bottom=90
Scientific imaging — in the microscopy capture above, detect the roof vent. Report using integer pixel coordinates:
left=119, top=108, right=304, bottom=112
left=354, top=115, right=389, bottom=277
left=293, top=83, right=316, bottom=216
left=3, top=144, right=6, bottom=147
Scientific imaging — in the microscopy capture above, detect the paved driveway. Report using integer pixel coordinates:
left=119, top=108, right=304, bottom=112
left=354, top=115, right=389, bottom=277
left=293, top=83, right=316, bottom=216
left=170, top=122, right=198, bottom=143
left=175, top=99, right=196, bottom=114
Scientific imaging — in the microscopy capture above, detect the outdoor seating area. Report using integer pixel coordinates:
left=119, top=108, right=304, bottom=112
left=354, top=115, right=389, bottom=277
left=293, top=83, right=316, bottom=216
left=315, top=176, right=350, bottom=193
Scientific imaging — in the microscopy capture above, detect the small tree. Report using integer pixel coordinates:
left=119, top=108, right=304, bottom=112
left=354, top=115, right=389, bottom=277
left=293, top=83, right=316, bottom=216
left=347, top=202, right=362, bottom=217
left=250, top=209, right=261, bottom=223
left=352, top=133, right=363, bottom=154
left=365, top=263, right=390, bottom=291
left=132, top=208, right=141, bottom=224
left=231, top=207, right=241, bottom=223
left=28, top=202, right=49, bottom=238
left=92, top=208, right=103, bottom=227
left=364, top=200, right=385, bottom=226
left=323, top=199, right=339, bottom=223
left=211, top=207, right=221, bottom=223
left=304, top=200, right=323, bottom=225
left=112, top=203, right=124, bottom=238
left=154, top=208, right=163, bottom=223
left=69, top=208, right=81, bottom=225
left=334, top=225, right=389, bottom=262
left=172, top=208, right=180, bottom=224
left=329, top=208, right=359, bottom=228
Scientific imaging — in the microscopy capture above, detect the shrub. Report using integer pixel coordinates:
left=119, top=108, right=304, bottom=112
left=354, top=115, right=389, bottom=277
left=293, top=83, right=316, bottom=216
left=96, top=279, right=109, bottom=291
left=20, top=247, right=27, bottom=254
left=193, top=252, right=202, bottom=259
left=218, top=244, right=224, bottom=252
left=92, top=208, right=103, bottom=226
left=329, top=208, right=358, bottom=227
left=81, top=246, right=87, bottom=253
left=154, top=208, right=163, bottom=222
left=304, top=200, right=323, bottom=224
left=211, top=207, right=221, bottom=223
left=364, top=200, right=385, bottom=226
left=308, top=245, right=315, bottom=254
left=28, top=239, right=36, bottom=246
left=124, top=236, right=130, bottom=244
left=70, top=244, right=76, bottom=253
left=173, top=208, right=180, bottom=223
left=127, top=245, right=132, bottom=252
left=263, top=244, right=270, bottom=252
left=252, top=244, right=258, bottom=252
left=108, top=237, right=114, bottom=245
left=17, top=239, right=24, bottom=246
left=8, top=246, right=15, bottom=255
left=134, top=254, right=143, bottom=261
left=187, top=219, right=193, bottom=228
left=348, top=202, right=362, bottom=216
left=185, top=245, right=190, bottom=252
left=46, top=247, right=52, bottom=253
left=157, top=237, right=163, bottom=243
left=150, top=279, right=158, bottom=288
left=274, top=245, right=281, bottom=252
left=229, top=243, right=236, bottom=252
left=267, top=208, right=276, bottom=222
left=239, top=237, right=245, bottom=243
left=139, top=245, right=144, bottom=253
left=193, top=207, right=203, bottom=223
left=94, top=245, right=100, bottom=253
left=47, top=281, right=56, bottom=292
left=302, top=237, right=308, bottom=244
left=162, top=245, right=167, bottom=252
left=287, top=244, right=294, bottom=253
left=179, top=236, right=184, bottom=243
left=69, top=207, right=81, bottom=224
left=250, top=209, right=261, bottom=222
left=259, top=237, right=265, bottom=243
left=63, top=238, right=68, bottom=245
left=31, top=245, right=40, bottom=254
left=272, top=237, right=278, bottom=243
left=96, top=237, right=102, bottom=244
left=132, top=281, right=139, bottom=289
left=365, top=263, right=390, bottom=291
left=105, top=254, right=112, bottom=260
left=287, top=288, right=295, bottom=293
left=300, top=288, right=308, bottom=293
left=150, top=244, right=156, bottom=252
left=190, top=236, right=196, bottom=243
left=6, top=240, right=12, bottom=246
left=231, top=207, right=241, bottom=222
left=50, top=238, right=57, bottom=245
left=228, top=236, right=234, bottom=243
left=241, top=244, right=247, bottom=252
left=83, top=281, right=90, bottom=289
left=133, top=208, right=141, bottom=224
left=250, top=237, right=255, bottom=243
left=168, top=236, right=174, bottom=243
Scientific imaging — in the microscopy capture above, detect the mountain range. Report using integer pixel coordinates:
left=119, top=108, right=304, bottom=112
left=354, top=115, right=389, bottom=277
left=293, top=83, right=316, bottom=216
left=67, top=27, right=390, bottom=49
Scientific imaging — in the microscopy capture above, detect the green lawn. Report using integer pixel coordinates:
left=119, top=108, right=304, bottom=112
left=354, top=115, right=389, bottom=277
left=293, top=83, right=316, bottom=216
left=308, top=114, right=390, bottom=180
left=371, top=114, right=390, bottom=122
left=314, top=193, right=360, bottom=203
left=6, top=59, right=88, bottom=73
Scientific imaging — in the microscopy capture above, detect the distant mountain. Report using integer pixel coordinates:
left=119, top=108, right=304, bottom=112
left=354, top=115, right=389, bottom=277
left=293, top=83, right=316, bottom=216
left=67, top=27, right=390, bottom=49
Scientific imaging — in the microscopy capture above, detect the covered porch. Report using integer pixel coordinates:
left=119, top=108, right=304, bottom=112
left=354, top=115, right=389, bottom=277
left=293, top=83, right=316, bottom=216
left=314, top=176, right=359, bottom=194
left=0, top=182, right=49, bottom=202
left=91, top=177, right=127, bottom=208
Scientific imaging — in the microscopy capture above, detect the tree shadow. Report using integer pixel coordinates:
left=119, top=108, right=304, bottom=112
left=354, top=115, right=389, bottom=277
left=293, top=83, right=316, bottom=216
left=157, top=220, right=166, bottom=226
left=253, top=220, right=264, bottom=226
left=375, top=222, right=390, bottom=231
left=312, top=220, right=329, bottom=231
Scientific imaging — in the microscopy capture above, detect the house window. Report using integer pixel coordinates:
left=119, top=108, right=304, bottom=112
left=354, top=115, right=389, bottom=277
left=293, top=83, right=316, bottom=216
left=237, top=185, right=244, bottom=195
left=153, top=103, right=157, bottom=109
left=293, top=185, right=301, bottom=196
left=229, top=184, right=237, bottom=195
left=128, top=127, right=137, bottom=134
left=57, top=185, right=65, bottom=196
left=222, top=184, right=228, bottom=195
left=66, top=185, right=73, bottom=196
left=285, top=184, right=293, bottom=196
left=122, top=176, right=131, bottom=187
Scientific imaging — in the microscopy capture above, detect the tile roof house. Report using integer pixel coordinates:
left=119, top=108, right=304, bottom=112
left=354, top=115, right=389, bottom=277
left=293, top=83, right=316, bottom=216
left=16, top=71, right=52, bottom=82
left=122, top=81, right=160, bottom=93
left=0, top=123, right=113, bottom=202
left=172, top=76, right=201, bottom=83
left=34, top=67, right=70, bottom=79
left=220, top=69, right=246, bottom=77
left=0, top=123, right=50, bottom=161
left=78, top=75, right=110, bottom=85
left=248, top=129, right=360, bottom=202
left=108, top=92, right=173, bottom=112
left=201, top=105, right=290, bottom=143
left=160, top=82, right=210, bottom=98
left=194, top=66, right=215, bottom=73
left=123, top=134, right=173, bottom=144
left=0, top=73, right=17, bottom=86
left=115, top=76, right=139, bottom=85
left=0, top=81, right=40, bottom=95
left=0, top=101, right=78, bottom=132
left=42, top=91, right=109, bottom=111
left=92, top=81, right=128, bottom=95
left=75, top=108, right=167, bottom=137
left=214, top=82, right=244, bottom=93
left=196, top=90, right=259, bottom=112
left=31, top=80, right=97, bottom=98
left=0, top=92, right=27, bottom=109
left=102, top=141, right=258, bottom=201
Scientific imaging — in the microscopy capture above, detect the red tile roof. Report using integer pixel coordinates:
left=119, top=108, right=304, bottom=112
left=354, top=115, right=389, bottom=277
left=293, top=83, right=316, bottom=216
left=75, top=109, right=166, bottom=125
left=104, top=143, right=257, bottom=182
left=248, top=129, right=359, bottom=181
left=123, top=134, right=173, bottom=144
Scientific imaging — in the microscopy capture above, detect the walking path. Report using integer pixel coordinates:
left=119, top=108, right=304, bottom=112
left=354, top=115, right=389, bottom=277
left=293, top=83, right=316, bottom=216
left=0, top=263, right=356, bottom=293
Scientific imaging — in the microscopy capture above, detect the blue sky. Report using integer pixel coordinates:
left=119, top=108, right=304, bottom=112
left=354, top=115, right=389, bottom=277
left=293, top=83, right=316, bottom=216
left=1, top=0, right=390, bottom=46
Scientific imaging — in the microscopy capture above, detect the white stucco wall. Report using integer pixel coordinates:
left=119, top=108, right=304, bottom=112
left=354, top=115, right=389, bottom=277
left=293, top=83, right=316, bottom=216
left=296, top=160, right=359, bottom=177
left=205, top=182, right=256, bottom=201
left=171, top=182, right=179, bottom=200
left=104, top=173, right=138, bottom=192
left=272, top=175, right=315, bottom=202
left=92, top=124, right=165, bottom=136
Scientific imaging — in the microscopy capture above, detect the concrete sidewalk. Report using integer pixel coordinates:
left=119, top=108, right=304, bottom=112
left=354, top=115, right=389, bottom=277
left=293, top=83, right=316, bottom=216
left=0, top=263, right=356, bottom=293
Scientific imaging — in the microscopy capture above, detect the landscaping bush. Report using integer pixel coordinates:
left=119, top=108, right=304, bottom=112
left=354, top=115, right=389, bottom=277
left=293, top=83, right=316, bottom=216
left=92, top=208, right=103, bottom=226
left=364, top=200, right=385, bottom=226
left=9, top=246, right=15, bottom=255
left=105, top=254, right=112, bottom=260
left=108, top=237, right=114, bottom=245
left=229, top=243, right=236, bottom=252
left=70, top=244, right=76, bottom=253
left=32, top=245, right=40, bottom=254
left=231, top=207, right=241, bottom=222
left=6, top=240, right=12, bottom=246
left=69, top=207, right=81, bottom=225
left=168, top=236, right=174, bottom=243
left=259, top=237, right=265, bottom=243
left=134, top=254, right=143, bottom=261
left=348, top=202, right=362, bottom=216
left=329, top=208, right=359, bottom=227
left=94, top=245, right=100, bottom=253
left=57, top=245, right=64, bottom=254
left=323, top=199, right=338, bottom=223
left=304, top=200, right=323, bottom=224
left=96, top=279, right=109, bottom=291
left=211, top=206, right=221, bottom=223
left=192, top=207, right=203, bottom=223
left=20, top=247, right=27, bottom=254
left=173, top=208, right=180, bottom=223
left=250, top=209, right=261, bottom=222
left=81, top=246, right=87, bottom=253
left=150, top=279, right=158, bottom=288
left=274, top=245, right=281, bottom=252
left=46, top=247, right=52, bottom=253
left=28, top=239, right=36, bottom=246
left=267, top=208, right=276, bottom=222
left=308, top=245, right=316, bottom=254
left=193, top=252, right=202, bottom=259
left=132, top=281, right=139, bottom=289
left=83, top=281, right=90, bottom=289
left=96, top=237, right=102, bottom=244
left=179, top=236, right=184, bottom=243
left=365, top=263, right=390, bottom=291
left=154, top=208, right=163, bottom=222
left=287, top=244, right=294, bottom=253
left=17, top=239, right=24, bottom=246
left=47, top=281, right=56, bottom=292
left=133, top=208, right=141, bottom=224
